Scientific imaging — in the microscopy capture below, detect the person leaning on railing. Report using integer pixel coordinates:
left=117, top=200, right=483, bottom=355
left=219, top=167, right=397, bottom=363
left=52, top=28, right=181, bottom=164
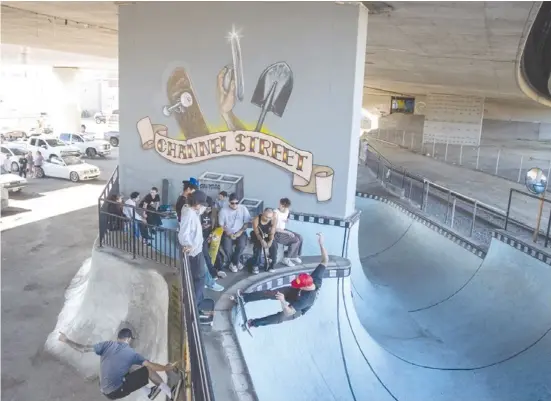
left=178, top=190, right=212, bottom=319
left=107, top=194, right=125, bottom=232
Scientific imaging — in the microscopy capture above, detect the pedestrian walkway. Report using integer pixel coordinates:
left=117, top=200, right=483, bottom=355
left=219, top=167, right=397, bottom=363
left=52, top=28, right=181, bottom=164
left=362, top=141, right=550, bottom=237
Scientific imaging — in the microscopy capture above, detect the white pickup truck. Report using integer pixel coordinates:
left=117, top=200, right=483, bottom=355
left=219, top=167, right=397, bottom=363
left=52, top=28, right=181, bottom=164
left=58, top=133, right=111, bottom=158
left=26, top=136, right=81, bottom=160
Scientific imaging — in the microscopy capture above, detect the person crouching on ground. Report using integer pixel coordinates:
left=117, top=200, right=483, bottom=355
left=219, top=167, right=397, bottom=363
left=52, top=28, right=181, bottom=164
left=250, top=208, right=277, bottom=274
left=178, top=190, right=211, bottom=317
left=235, top=233, right=327, bottom=329
left=58, top=328, right=176, bottom=400
left=274, top=197, right=304, bottom=267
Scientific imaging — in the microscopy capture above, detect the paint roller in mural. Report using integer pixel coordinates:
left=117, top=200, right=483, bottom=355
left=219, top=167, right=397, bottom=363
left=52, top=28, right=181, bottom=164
left=137, top=26, right=334, bottom=202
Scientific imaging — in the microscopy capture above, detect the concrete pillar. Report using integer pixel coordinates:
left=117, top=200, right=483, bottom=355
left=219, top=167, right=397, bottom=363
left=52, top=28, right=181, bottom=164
left=119, top=2, right=368, bottom=219
left=51, top=67, right=81, bottom=134
left=422, top=94, right=485, bottom=146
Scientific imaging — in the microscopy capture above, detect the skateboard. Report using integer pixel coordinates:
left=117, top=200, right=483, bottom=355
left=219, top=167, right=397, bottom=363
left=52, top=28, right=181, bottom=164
left=208, top=226, right=223, bottom=266
left=165, top=67, right=210, bottom=139
left=149, top=366, right=183, bottom=400
left=199, top=298, right=215, bottom=326
left=257, top=225, right=271, bottom=271
left=236, top=291, right=253, bottom=337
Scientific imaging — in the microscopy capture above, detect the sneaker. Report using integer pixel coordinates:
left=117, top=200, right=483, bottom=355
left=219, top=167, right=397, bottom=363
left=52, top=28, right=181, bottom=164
left=282, top=258, right=295, bottom=267
left=291, top=257, right=302, bottom=264
left=266, top=266, right=275, bottom=273
left=229, top=263, right=238, bottom=273
left=148, top=386, right=161, bottom=399
left=199, top=310, right=213, bottom=319
left=207, top=282, right=224, bottom=292
left=237, top=262, right=244, bottom=271
left=237, top=288, right=243, bottom=298
left=252, top=266, right=259, bottom=274
left=217, top=270, right=227, bottom=279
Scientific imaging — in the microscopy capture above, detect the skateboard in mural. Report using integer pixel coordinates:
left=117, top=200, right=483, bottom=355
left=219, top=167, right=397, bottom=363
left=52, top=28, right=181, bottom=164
left=235, top=290, right=253, bottom=337
left=208, top=226, right=224, bottom=266
left=163, top=67, right=210, bottom=139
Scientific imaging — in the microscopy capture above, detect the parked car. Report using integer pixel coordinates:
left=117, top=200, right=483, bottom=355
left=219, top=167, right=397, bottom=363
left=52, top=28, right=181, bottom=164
left=2, top=130, right=27, bottom=140
left=58, top=133, right=111, bottom=158
left=35, top=155, right=100, bottom=182
left=26, top=136, right=81, bottom=160
left=107, top=109, right=119, bottom=128
left=0, top=166, right=27, bottom=192
left=1, top=144, right=28, bottom=172
left=94, top=112, right=107, bottom=124
left=103, top=130, right=119, bottom=147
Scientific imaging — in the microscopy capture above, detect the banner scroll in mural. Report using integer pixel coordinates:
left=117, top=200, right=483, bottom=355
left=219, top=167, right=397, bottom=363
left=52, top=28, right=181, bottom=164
left=137, top=117, right=334, bottom=201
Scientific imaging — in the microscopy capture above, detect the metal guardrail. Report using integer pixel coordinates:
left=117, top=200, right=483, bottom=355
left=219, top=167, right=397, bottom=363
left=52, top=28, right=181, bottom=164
left=505, top=188, right=551, bottom=248
left=361, top=142, right=547, bottom=247
left=97, top=168, right=216, bottom=401
left=365, top=129, right=551, bottom=192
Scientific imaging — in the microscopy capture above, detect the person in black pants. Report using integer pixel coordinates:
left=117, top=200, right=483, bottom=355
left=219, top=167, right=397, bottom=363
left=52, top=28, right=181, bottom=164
left=235, top=233, right=328, bottom=330
left=18, top=155, right=28, bottom=178
left=250, top=208, right=277, bottom=274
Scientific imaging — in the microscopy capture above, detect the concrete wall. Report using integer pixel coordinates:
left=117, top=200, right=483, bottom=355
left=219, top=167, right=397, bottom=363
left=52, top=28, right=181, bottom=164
left=480, top=119, right=540, bottom=145
left=119, top=2, right=367, bottom=218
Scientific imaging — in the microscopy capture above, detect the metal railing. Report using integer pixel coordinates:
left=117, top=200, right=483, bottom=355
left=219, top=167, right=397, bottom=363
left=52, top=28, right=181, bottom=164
left=505, top=189, right=551, bottom=248
left=361, top=142, right=539, bottom=247
left=98, top=199, right=180, bottom=267
left=365, top=129, right=551, bottom=192
left=97, top=168, right=216, bottom=401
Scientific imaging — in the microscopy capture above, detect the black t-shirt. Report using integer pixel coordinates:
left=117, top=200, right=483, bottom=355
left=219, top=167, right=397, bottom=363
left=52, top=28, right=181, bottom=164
left=139, top=193, right=160, bottom=210
left=288, top=263, right=326, bottom=314
left=200, top=210, right=213, bottom=238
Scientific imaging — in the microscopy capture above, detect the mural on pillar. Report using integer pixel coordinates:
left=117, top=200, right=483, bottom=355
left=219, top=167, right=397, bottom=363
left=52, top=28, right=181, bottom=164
left=136, top=26, right=334, bottom=202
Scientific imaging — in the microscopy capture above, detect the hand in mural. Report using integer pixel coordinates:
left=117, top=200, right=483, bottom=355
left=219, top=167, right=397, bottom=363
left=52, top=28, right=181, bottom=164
left=217, top=65, right=237, bottom=115
left=217, top=66, right=246, bottom=131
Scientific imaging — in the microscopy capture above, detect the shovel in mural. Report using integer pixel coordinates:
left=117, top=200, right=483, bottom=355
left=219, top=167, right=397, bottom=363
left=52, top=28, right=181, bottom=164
left=251, top=62, right=293, bottom=132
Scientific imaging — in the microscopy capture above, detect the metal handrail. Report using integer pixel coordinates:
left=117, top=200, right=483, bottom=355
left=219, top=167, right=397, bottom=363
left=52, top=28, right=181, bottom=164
left=367, top=143, right=504, bottom=215
left=505, top=188, right=551, bottom=247
left=181, top=254, right=216, bottom=401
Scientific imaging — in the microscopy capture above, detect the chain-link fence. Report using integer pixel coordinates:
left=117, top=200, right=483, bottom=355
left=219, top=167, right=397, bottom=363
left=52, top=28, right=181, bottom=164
left=366, top=129, right=551, bottom=191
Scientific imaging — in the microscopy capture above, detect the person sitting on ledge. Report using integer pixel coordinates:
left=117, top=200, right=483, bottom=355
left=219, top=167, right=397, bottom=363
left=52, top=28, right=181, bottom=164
left=58, top=328, right=177, bottom=400
left=175, top=178, right=198, bottom=222
left=234, top=233, right=328, bottom=329
left=274, top=197, right=303, bottom=267
left=250, top=208, right=277, bottom=274
left=218, top=193, right=251, bottom=273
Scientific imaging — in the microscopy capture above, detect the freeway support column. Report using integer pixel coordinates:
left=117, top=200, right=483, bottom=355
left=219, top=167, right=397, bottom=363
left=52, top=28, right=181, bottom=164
left=51, top=67, right=81, bottom=134
left=119, top=2, right=368, bottom=222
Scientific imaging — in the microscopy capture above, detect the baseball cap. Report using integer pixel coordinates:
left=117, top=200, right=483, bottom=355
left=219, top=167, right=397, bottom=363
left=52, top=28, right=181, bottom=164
left=117, top=328, right=135, bottom=340
left=291, top=273, right=313, bottom=289
left=191, top=190, right=208, bottom=206
left=189, top=177, right=199, bottom=187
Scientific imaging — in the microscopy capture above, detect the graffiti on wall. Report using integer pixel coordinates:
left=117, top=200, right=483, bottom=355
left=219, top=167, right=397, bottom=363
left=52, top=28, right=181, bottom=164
left=136, top=26, right=334, bottom=202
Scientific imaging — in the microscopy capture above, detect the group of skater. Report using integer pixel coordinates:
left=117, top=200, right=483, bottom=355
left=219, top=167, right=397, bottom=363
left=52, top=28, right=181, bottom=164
left=60, top=177, right=329, bottom=400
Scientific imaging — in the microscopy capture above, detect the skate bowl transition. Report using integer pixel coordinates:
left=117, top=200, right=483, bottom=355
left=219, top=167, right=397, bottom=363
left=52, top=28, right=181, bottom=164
left=230, top=195, right=551, bottom=401
left=44, top=241, right=169, bottom=401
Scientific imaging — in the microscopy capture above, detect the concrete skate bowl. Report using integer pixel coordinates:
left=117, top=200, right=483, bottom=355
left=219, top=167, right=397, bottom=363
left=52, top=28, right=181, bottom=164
left=44, top=243, right=169, bottom=400
left=230, top=196, right=551, bottom=401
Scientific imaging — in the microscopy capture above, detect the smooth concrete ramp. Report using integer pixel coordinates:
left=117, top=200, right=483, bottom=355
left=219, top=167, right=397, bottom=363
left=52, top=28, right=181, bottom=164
left=231, top=196, right=551, bottom=401
left=44, top=244, right=169, bottom=401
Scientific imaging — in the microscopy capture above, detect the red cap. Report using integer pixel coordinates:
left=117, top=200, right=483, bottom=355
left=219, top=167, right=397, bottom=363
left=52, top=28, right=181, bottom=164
left=291, top=273, right=313, bottom=289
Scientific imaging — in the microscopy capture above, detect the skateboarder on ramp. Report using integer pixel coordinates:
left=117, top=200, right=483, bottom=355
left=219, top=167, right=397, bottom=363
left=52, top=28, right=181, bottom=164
left=58, top=328, right=177, bottom=400
left=235, top=233, right=328, bottom=330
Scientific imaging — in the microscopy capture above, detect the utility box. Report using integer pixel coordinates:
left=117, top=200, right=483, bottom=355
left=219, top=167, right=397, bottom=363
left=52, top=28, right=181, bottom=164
left=240, top=198, right=263, bottom=219
left=198, top=172, right=244, bottom=201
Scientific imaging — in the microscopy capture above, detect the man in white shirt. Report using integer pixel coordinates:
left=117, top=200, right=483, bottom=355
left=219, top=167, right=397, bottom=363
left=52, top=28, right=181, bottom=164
left=274, top=197, right=303, bottom=266
left=178, top=190, right=210, bottom=312
left=123, top=191, right=152, bottom=241
left=218, top=193, right=252, bottom=273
